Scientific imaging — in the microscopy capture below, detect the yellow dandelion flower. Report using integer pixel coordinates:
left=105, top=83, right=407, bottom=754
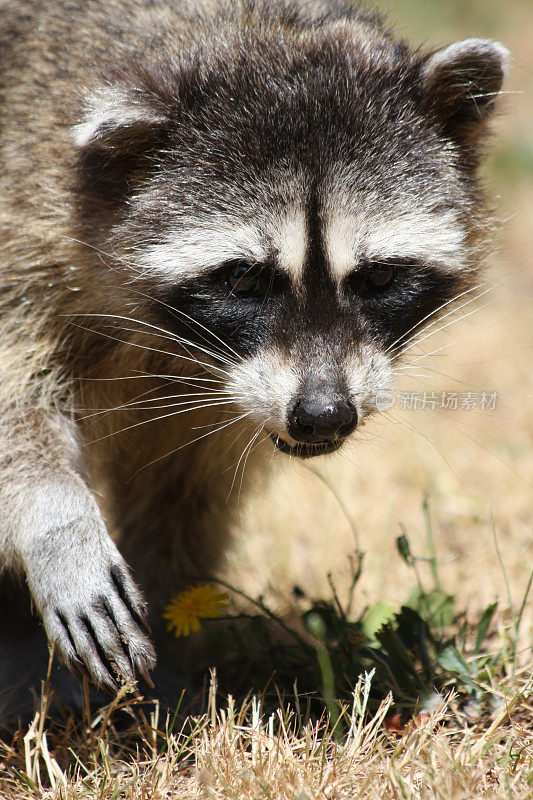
left=163, top=584, right=228, bottom=637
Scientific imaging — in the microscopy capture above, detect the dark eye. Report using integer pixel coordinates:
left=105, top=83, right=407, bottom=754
left=226, top=260, right=271, bottom=298
left=360, top=262, right=396, bottom=293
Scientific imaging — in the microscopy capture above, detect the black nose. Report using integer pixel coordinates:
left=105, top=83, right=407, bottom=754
left=287, top=398, right=358, bottom=443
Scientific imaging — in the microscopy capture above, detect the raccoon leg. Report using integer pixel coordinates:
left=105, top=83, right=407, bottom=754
left=0, top=410, right=156, bottom=691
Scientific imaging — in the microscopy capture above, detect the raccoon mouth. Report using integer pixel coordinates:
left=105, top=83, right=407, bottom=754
left=269, top=434, right=344, bottom=458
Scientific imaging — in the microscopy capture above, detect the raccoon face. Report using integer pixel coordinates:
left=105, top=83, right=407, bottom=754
left=75, top=31, right=509, bottom=457
left=175, top=198, right=464, bottom=458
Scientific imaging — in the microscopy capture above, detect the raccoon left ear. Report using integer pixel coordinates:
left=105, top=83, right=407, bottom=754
left=421, top=38, right=510, bottom=139
left=73, top=85, right=169, bottom=150
left=73, top=84, right=170, bottom=201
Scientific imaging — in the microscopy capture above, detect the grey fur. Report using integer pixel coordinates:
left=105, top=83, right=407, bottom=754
left=0, top=0, right=509, bottom=717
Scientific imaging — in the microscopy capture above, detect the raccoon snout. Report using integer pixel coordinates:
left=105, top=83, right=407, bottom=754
left=287, top=397, right=357, bottom=443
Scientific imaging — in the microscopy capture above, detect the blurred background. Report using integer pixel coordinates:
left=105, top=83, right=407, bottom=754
left=227, top=0, right=533, bottom=627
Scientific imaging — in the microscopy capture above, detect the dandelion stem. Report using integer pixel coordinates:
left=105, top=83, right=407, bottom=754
left=423, top=496, right=441, bottom=591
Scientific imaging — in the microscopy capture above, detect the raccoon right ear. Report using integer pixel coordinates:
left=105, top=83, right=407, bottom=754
left=73, top=85, right=169, bottom=199
left=421, top=38, right=510, bottom=141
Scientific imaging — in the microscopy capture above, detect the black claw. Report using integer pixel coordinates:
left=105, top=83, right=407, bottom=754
left=56, top=610, right=81, bottom=659
left=98, top=677, right=120, bottom=696
left=137, top=662, right=155, bottom=690
left=80, top=614, right=119, bottom=691
left=101, top=597, right=138, bottom=676
left=110, top=566, right=150, bottom=634
left=140, top=616, right=152, bottom=636
left=101, top=598, right=153, bottom=686
left=70, top=657, right=92, bottom=683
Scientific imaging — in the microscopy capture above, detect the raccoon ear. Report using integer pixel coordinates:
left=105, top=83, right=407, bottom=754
left=73, top=85, right=169, bottom=200
left=73, top=85, right=168, bottom=149
left=421, top=38, right=510, bottom=140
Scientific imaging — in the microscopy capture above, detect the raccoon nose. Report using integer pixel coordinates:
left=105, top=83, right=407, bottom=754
left=288, top=398, right=357, bottom=443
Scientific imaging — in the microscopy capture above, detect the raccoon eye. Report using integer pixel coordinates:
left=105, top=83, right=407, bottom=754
left=360, top=262, right=396, bottom=293
left=226, top=260, right=271, bottom=298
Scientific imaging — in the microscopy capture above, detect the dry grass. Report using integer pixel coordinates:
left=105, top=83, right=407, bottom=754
left=2, top=0, right=533, bottom=797
left=1, top=670, right=531, bottom=799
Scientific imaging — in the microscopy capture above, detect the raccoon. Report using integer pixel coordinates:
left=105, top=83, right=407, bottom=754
left=0, top=0, right=509, bottom=712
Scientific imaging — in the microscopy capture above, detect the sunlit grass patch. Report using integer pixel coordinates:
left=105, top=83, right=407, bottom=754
left=3, top=494, right=531, bottom=799
left=2, top=457, right=532, bottom=800
left=153, top=490, right=530, bottom=796
left=1, top=666, right=530, bottom=799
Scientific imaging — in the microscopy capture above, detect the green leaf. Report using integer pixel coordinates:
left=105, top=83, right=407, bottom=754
left=376, top=623, right=418, bottom=673
left=437, top=644, right=476, bottom=689
left=417, top=622, right=435, bottom=684
left=406, top=587, right=455, bottom=628
left=474, top=602, right=497, bottom=654
left=361, top=602, right=397, bottom=640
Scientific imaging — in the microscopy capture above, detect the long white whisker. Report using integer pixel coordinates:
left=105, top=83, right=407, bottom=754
left=68, top=323, right=229, bottom=379
left=395, top=362, right=486, bottom=389
left=412, top=406, right=532, bottom=487
left=395, top=318, right=510, bottom=379
left=151, top=373, right=224, bottom=384
left=399, top=295, right=493, bottom=358
left=77, top=374, right=186, bottom=424
left=127, top=412, right=251, bottom=479
left=395, top=351, right=496, bottom=383
left=409, top=308, right=496, bottom=362
left=237, top=431, right=269, bottom=500
left=85, top=399, right=240, bottom=444
left=77, top=373, right=227, bottom=400
left=68, top=313, right=236, bottom=367
left=58, top=234, right=144, bottom=274
left=393, top=372, right=443, bottom=379
left=224, top=417, right=258, bottom=453
left=109, top=391, right=239, bottom=407
left=124, top=276, right=247, bottom=363
left=60, top=233, right=251, bottom=365
left=78, top=394, right=243, bottom=419
left=389, top=285, right=494, bottom=358
left=228, top=423, right=264, bottom=498
left=110, top=324, right=236, bottom=368
left=134, top=333, right=233, bottom=369
left=385, top=283, right=487, bottom=355
left=78, top=372, right=223, bottom=384
left=386, top=410, right=462, bottom=482
left=394, top=294, right=492, bottom=358
left=60, top=238, right=259, bottom=383
left=190, top=414, right=249, bottom=431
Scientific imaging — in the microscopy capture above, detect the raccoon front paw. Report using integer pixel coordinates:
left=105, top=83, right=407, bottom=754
left=25, top=514, right=157, bottom=692
left=42, top=561, right=156, bottom=691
